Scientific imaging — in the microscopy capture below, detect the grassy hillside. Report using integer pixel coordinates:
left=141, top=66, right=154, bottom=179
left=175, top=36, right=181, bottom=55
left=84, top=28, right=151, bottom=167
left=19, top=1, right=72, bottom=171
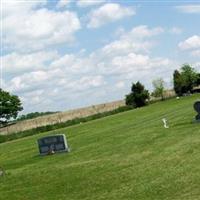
left=0, top=94, right=200, bottom=200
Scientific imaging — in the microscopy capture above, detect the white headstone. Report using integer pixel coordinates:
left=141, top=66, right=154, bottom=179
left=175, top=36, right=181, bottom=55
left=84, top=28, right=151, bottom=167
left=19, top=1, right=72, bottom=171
left=162, top=118, right=169, bottom=128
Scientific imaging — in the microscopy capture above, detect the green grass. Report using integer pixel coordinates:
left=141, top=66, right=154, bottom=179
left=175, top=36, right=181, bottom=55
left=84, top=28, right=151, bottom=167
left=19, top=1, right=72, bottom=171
left=0, top=94, right=200, bottom=200
left=0, top=105, right=131, bottom=143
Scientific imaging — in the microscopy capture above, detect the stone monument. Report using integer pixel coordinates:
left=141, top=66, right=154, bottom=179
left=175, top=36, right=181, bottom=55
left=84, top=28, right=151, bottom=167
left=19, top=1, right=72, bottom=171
left=38, top=134, right=69, bottom=155
left=194, top=101, right=200, bottom=122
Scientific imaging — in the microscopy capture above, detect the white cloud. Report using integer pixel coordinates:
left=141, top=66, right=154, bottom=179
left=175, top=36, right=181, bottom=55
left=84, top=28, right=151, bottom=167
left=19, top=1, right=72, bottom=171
left=2, top=4, right=81, bottom=51
left=101, top=25, right=163, bottom=56
left=101, top=39, right=154, bottom=56
left=176, top=5, right=200, bottom=14
left=87, top=3, right=135, bottom=28
left=89, top=26, right=174, bottom=84
left=6, top=48, right=173, bottom=112
left=7, top=70, right=50, bottom=93
left=50, top=54, right=93, bottom=74
left=1, top=0, right=47, bottom=18
left=7, top=65, right=106, bottom=101
left=179, top=35, right=200, bottom=50
left=124, top=25, right=164, bottom=39
left=112, top=53, right=149, bottom=70
left=77, top=0, right=105, bottom=7
left=179, top=35, right=200, bottom=57
left=2, top=51, right=59, bottom=75
left=110, top=53, right=171, bottom=74
left=74, top=76, right=106, bottom=90
left=3, top=22, right=174, bottom=113
left=7, top=68, right=63, bottom=93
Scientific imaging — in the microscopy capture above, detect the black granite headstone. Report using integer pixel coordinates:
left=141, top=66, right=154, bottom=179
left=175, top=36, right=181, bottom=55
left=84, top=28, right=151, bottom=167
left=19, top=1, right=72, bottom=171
left=38, top=134, right=69, bottom=155
left=194, top=101, right=200, bottom=122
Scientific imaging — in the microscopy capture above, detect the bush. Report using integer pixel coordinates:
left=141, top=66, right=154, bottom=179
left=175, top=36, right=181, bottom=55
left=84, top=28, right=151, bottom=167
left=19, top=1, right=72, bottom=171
left=125, top=81, right=150, bottom=108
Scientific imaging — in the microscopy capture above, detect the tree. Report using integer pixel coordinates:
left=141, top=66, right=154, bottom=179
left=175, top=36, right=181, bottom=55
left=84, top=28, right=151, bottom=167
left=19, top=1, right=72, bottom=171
left=173, top=64, right=198, bottom=96
left=181, top=64, right=198, bottom=92
left=125, top=81, right=150, bottom=108
left=0, top=88, right=23, bottom=124
left=17, top=111, right=59, bottom=121
left=173, top=70, right=182, bottom=96
left=152, top=78, right=165, bottom=100
left=196, top=73, right=200, bottom=85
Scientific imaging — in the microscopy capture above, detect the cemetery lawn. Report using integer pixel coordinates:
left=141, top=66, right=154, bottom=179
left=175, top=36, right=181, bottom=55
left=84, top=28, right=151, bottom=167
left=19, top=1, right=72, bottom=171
left=0, top=94, right=200, bottom=200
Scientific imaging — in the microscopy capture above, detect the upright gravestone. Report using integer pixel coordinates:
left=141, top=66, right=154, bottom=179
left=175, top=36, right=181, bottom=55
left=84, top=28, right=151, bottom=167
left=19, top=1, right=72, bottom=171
left=194, top=101, right=200, bottom=122
left=38, top=134, right=69, bottom=155
left=162, top=118, right=169, bottom=128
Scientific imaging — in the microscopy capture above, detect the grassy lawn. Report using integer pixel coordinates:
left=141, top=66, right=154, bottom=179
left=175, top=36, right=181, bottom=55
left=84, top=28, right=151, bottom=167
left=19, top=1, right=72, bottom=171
left=0, top=94, right=200, bottom=200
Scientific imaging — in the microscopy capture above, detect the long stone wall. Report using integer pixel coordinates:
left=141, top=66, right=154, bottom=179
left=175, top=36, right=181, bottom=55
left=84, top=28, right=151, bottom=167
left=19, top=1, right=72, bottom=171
left=0, top=100, right=125, bottom=135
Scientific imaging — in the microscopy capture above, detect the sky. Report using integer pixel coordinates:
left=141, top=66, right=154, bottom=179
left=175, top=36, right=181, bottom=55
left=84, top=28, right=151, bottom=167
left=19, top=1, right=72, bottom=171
left=1, top=0, right=200, bottom=114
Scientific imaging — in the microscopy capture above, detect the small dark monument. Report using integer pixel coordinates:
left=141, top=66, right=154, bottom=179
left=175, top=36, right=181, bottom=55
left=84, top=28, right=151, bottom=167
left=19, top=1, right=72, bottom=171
left=194, top=101, right=200, bottom=122
left=38, top=134, right=69, bottom=155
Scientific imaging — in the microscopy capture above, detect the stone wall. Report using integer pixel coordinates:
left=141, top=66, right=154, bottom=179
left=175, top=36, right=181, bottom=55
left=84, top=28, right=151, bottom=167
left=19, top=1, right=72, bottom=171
left=0, top=100, right=125, bottom=135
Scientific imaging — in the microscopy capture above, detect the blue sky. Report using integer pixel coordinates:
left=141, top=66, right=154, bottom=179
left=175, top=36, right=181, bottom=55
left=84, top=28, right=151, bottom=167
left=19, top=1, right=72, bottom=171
left=1, top=0, right=200, bottom=114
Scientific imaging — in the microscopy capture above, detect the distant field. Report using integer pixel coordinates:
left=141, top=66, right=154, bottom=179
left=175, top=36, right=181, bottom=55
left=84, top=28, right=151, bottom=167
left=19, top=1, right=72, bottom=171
left=0, top=94, right=200, bottom=200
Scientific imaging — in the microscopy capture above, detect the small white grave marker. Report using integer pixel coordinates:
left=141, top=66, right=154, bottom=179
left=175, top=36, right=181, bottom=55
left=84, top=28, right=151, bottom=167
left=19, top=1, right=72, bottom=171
left=0, top=167, right=4, bottom=177
left=162, top=118, right=169, bottom=128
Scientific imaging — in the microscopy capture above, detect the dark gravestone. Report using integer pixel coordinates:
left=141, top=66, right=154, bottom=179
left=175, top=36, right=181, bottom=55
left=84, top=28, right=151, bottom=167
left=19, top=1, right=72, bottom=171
left=38, top=134, right=69, bottom=155
left=194, top=101, right=200, bottom=122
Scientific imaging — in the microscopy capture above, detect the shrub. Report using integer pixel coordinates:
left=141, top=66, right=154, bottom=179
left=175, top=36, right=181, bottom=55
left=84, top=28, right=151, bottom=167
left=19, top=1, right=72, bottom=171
left=125, top=81, right=150, bottom=108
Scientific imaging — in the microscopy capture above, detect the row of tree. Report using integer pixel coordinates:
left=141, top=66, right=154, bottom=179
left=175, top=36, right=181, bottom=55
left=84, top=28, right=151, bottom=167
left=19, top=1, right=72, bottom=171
left=17, top=111, right=59, bottom=121
left=173, top=64, right=200, bottom=96
left=125, top=64, right=200, bottom=108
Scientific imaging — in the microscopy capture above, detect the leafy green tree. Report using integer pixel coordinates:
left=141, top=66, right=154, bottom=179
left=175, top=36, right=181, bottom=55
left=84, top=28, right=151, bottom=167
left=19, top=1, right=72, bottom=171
left=196, top=73, right=200, bottom=85
left=0, top=88, right=23, bottom=124
left=173, top=64, right=198, bottom=95
left=173, top=70, right=182, bottom=96
left=152, top=78, right=165, bottom=100
left=181, top=64, right=198, bottom=92
left=125, top=81, right=150, bottom=108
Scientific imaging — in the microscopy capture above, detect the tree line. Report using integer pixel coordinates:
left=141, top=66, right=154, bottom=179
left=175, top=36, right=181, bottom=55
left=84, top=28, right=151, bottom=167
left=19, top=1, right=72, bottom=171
left=125, top=64, right=200, bottom=108
left=173, top=64, right=200, bottom=96
left=17, top=111, right=59, bottom=121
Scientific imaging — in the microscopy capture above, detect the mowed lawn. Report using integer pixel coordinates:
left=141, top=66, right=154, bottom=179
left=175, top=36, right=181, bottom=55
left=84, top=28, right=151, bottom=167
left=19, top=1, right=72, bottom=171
left=0, top=94, right=200, bottom=200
